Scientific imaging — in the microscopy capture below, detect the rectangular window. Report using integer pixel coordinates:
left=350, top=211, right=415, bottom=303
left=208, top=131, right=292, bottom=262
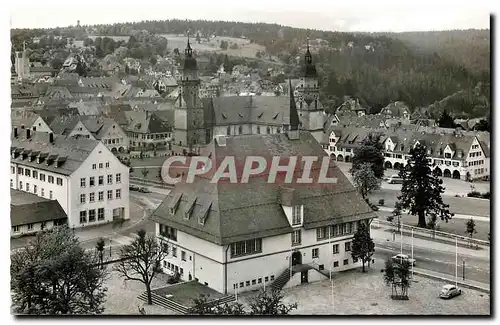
left=80, top=211, right=87, bottom=224
left=80, top=178, right=86, bottom=187
left=333, top=244, right=339, bottom=254
left=13, top=226, right=20, bottom=233
left=89, top=209, right=96, bottom=222
left=334, top=261, right=339, bottom=267
left=89, top=177, right=95, bottom=187
left=32, top=171, right=38, bottom=179
left=49, top=190, right=53, bottom=199
left=57, top=177, right=63, bottom=186
left=116, top=173, right=121, bottom=183
left=239, top=282, right=244, bottom=288
left=258, top=278, right=262, bottom=284
left=98, top=176, right=104, bottom=186
left=106, top=162, right=110, bottom=168
left=265, top=276, right=269, bottom=282
left=41, top=188, right=45, bottom=197
left=33, top=185, right=37, bottom=194
left=11, top=166, right=15, bottom=174
left=292, top=205, right=301, bottom=225
left=291, top=230, right=301, bottom=246
left=107, top=190, right=113, bottom=200
left=40, top=173, right=45, bottom=181
left=26, top=183, right=30, bottom=192
left=116, top=189, right=121, bottom=199
left=92, top=164, right=97, bottom=170
left=48, top=176, right=54, bottom=184
left=89, top=192, right=95, bottom=202
left=25, top=169, right=31, bottom=177
left=19, top=181, right=23, bottom=190
left=28, top=223, right=34, bottom=231
left=18, top=167, right=23, bottom=175
left=181, top=251, right=186, bottom=261
left=312, top=248, right=319, bottom=258
left=270, top=275, right=275, bottom=281
left=344, top=259, right=349, bottom=266
left=98, top=208, right=104, bottom=221
left=172, top=247, right=177, bottom=257
left=353, top=257, right=358, bottom=263
left=99, top=163, right=103, bottom=169
left=107, top=175, right=113, bottom=184
left=345, top=242, right=351, bottom=252
left=98, top=192, right=104, bottom=201
left=80, top=194, right=86, bottom=203
left=252, top=279, right=256, bottom=285
left=230, top=238, right=263, bottom=258
left=246, top=281, right=250, bottom=286
left=317, top=227, right=326, bottom=240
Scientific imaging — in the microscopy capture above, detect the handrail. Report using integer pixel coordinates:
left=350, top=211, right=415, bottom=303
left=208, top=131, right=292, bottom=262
left=377, top=219, right=490, bottom=246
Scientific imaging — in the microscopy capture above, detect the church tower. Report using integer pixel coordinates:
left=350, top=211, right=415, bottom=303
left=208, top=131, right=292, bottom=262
left=295, top=39, right=325, bottom=144
left=14, top=42, right=30, bottom=81
left=174, top=35, right=206, bottom=151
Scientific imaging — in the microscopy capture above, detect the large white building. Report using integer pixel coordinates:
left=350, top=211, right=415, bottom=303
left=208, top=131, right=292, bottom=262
left=323, top=127, right=490, bottom=181
left=151, top=98, right=374, bottom=294
left=10, top=129, right=130, bottom=228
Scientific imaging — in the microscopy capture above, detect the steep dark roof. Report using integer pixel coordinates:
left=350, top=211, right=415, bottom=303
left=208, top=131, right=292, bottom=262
left=151, top=132, right=374, bottom=245
left=11, top=189, right=67, bottom=226
left=304, top=40, right=317, bottom=78
left=289, top=79, right=299, bottom=131
left=182, top=37, right=198, bottom=70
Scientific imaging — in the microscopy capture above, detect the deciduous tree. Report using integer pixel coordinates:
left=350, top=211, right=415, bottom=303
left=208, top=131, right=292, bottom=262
left=383, top=258, right=411, bottom=300
left=465, top=218, right=477, bottom=247
left=352, top=163, right=381, bottom=199
left=350, top=132, right=385, bottom=179
left=396, top=144, right=453, bottom=228
left=11, top=226, right=108, bottom=315
left=114, top=229, right=169, bottom=305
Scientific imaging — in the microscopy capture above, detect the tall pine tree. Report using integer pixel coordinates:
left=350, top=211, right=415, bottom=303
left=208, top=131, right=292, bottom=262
left=351, top=222, right=375, bottom=272
left=396, top=144, right=453, bottom=228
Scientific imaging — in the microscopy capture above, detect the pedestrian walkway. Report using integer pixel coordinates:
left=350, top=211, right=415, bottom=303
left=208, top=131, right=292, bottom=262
left=378, top=206, right=489, bottom=221
left=371, top=226, right=490, bottom=259
left=412, top=267, right=489, bottom=293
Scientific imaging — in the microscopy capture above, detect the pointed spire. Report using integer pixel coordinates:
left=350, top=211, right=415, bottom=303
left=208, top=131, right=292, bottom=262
left=185, top=31, right=193, bottom=58
left=289, top=79, right=299, bottom=131
left=305, top=37, right=312, bottom=64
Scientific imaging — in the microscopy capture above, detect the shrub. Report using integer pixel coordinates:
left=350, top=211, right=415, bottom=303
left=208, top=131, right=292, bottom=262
left=386, top=215, right=394, bottom=222
left=481, top=192, right=491, bottom=199
left=379, top=199, right=385, bottom=206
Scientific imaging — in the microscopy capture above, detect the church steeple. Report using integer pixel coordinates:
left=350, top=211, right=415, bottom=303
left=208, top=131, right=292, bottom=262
left=182, top=32, right=197, bottom=70
left=304, top=38, right=317, bottom=78
left=287, top=79, right=300, bottom=140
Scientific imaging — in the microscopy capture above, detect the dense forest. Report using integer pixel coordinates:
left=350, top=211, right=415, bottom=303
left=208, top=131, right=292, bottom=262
left=11, top=19, right=490, bottom=118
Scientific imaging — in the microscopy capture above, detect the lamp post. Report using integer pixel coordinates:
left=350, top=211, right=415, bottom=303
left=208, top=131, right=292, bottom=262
left=455, top=238, right=458, bottom=287
left=411, top=227, right=414, bottom=279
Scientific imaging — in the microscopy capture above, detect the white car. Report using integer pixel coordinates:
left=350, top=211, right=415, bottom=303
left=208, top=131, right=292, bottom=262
left=440, top=284, right=462, bottom=299
left=391, top=253, right=416, bottom=266
left=387, top=175, right=404, bottom=184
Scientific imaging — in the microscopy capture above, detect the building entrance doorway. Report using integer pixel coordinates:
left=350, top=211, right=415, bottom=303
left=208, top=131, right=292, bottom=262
left=292, top=251, right=302, bottom=266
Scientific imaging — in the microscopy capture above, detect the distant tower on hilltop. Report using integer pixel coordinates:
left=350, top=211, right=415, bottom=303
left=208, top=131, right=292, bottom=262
left=14, top=41, right=30, bottom=80
left=77, top=20, right=81, bottom=27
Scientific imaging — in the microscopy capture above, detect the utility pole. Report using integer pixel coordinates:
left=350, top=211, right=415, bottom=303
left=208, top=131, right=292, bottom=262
left=411, top=227, right=414, bottom=279
left=462, top=260, right=465, bottom=281
left=400, top=219, right=403, bottom=256
left=455, top=238, right=458, bottom=287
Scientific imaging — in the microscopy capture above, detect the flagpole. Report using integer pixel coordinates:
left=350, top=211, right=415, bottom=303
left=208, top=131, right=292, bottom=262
left=329, top=226, right=333, bottom=310
left=290, top=246, right=292, bottom=281
left=455, top=237, right=458, bottom=287
left=263, top=275, right=266, bottom=291
left=235, top=284, right=238, bottom=301
left=411, top=228, right=414, bottom=279
left=400, top=220, right=403, bottom=255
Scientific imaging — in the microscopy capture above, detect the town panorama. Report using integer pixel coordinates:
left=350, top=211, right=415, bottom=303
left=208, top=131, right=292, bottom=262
left=9, top=15, right=491, bottom=316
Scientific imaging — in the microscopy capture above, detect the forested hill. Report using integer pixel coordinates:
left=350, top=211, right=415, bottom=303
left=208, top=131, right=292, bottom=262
left=11, top=20, right=490, bottom=119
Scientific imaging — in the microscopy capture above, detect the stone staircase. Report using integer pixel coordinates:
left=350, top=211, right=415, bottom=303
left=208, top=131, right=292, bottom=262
left=138, top=291, right=236, bottom=314
left=271, top=267, right=296, bottom=291
left=138, top=291, right=190, bottom=314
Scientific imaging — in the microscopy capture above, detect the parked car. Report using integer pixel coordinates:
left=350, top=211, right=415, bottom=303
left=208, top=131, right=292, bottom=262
left=139, top=187, right=151, bottom=193
left=387, top=175, right=404, bottom=184
left=440, top=284, right=462, bottom=299
left=129, top=185, right=140, bottom=191
left=391, top=253, right=416, bottom=266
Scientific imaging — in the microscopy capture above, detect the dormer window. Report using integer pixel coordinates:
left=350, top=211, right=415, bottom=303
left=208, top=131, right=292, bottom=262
left=198, top=202, right=212, bottom=226
left=184, top=197, right=197, bottom=220
left=292, top=205, right=302, bottom=225
left=169, top=193, right=183, bottom=215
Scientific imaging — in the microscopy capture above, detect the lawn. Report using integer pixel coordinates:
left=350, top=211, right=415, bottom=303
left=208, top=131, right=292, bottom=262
left=153, top=281, right=224, bottom=307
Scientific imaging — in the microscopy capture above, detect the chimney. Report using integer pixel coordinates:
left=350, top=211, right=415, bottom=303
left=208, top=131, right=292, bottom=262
left=14, top=127, right=18, bottom=138
left=49, top=133, right=54, bottom=143
left=26, top=128, right=31, bottom=139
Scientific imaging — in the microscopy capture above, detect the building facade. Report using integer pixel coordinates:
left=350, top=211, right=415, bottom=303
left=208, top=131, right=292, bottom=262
left=10, top=130, right=130, bottom=228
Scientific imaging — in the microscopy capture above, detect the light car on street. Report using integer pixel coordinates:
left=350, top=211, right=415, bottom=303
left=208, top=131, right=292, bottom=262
left=387, top=175, right=404, bottom=184
left=439, top=284, right=462, bottom=299
left=391, top=253, right=416, bottom=266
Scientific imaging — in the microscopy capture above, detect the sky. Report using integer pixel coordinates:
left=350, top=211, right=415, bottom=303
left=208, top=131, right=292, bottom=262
left=8, top=0, right=492, bottom=32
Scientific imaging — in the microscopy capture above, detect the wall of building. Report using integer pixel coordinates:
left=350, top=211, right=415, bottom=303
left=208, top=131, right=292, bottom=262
left=70, top=142, right=130, bottom=228
left=11, top=220, right=56, bottom=237
left=282, top=268, right=327, bottom=289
